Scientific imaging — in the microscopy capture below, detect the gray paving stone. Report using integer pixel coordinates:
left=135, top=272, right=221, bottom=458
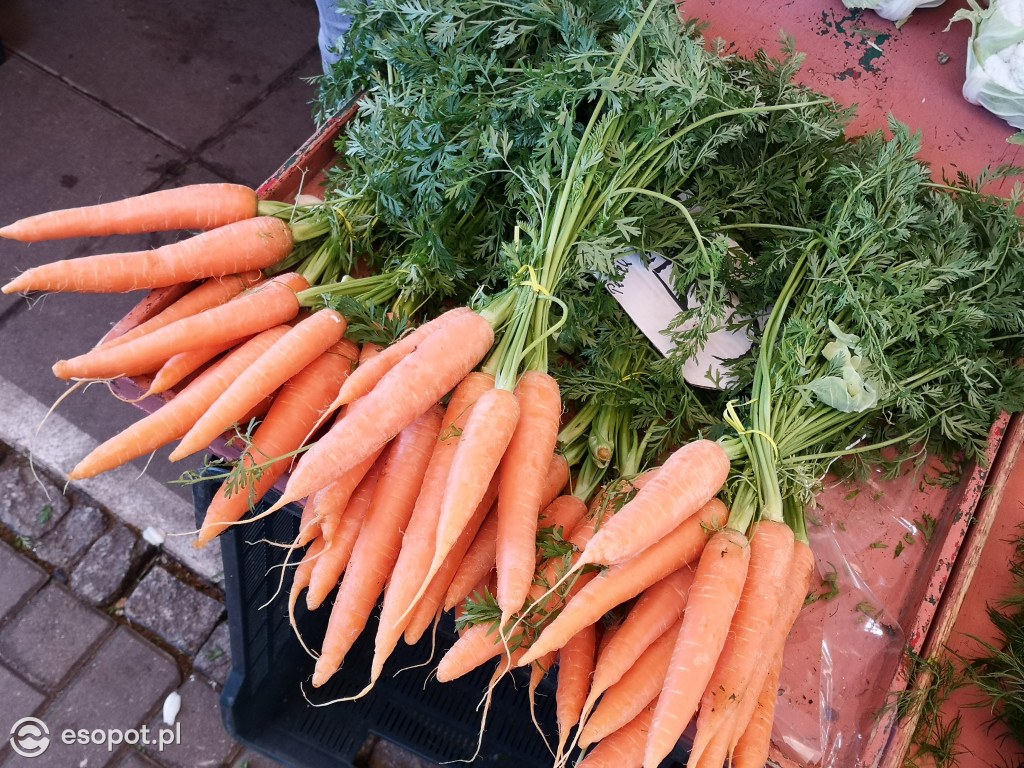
left=0, top=0, right=320, bottom=150
left=112, top=751, right=163, bottom=768
left=71, top=524, right=150, bottom=606
left=0, top=582, right=112, bottom=690
left=29, top=627, right=179, bottom=768
left=230, top=749, right=286, bottom=768
left=0, top=663, right=46, bottom=747
left=125, top=567, right=223, bottom=653
left=32, top=504, right=105, bottom=570
left=141, top=676, right=235, bottom=768
left=0, top=453, right=70, bottom=542
left=193, top=622, right=232, bottom=686
left=200, top=48, right=321, bottom=187
left=0, top=540, right=46, bottom=620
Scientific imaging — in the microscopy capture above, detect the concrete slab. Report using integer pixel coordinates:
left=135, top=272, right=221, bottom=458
left=201, top=48, right=321, bottom=188
left=0, top=0, right=321, bottom=150
left=141, top=677, right=237, bottom=768
left=0, top=376, right=223, bottom=581
left=0, top=663, right=46, bottom=752
left=0, top=540, right=46, bottom=621
left=124, top=567, right=223, bottom=653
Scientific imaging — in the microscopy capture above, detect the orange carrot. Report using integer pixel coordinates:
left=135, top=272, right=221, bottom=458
left=99, top=271, right=263, bottom=349
left=583, top=567, right=694, bottom=723
left=305, top=445, right=386, bottom=545
left=693, top=717, right=732, bottom=768
left=555, top=621, right=597, bottom=761
left=168, top=308, right=347, bottom=460
left=313, top=406, right=444, bottom=674
left=289, top=536, right=327, bottom=618
left=444, top=453, right=570, bottom=611
left=687, top=520, right=794, bottom=767
left=727, top=538, right=815, bottom=759
left=496, top=371, right=561, bottom=619
left=313, top=372, right=494, bottom=689
left=194, top=339, right=357, bottom=547
left=67, top=326, right=290, bottom=479
left=306, top=457, right=383, bottom=609
left=644, top=527, right=751, bottom=768
left=732, top=647, right=784, bottom=768
left=330, top=307, right=474, bottom=408
left=579, top=617, right=682, bottom=748
left=272, top=310, right=495, bottom=510
left=577, top=440, right=730, bottom=568
left=53, top=272, right=309, bottom=380
left=403, top=475, right=500, bottom=645
left=577, top=699, right=657, bottom=768
left=0, top=183, right=258, bottom=242
left=517, top=499, right=727, bottom=667
left=4, top=216, right=291, bottom=295
left=144, top=339, right=241, bottom=397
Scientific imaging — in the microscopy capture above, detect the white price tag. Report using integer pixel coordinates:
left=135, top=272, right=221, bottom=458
left=605, top=253, right=755, bottom=389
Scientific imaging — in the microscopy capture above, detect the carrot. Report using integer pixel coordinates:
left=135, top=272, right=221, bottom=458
left=313, top=372, right=494, bottom=689
left=577, top=440, right=730, bottom=568
left=555, top=621, right=597, bottom=762
left=3, top=216, right=291, bottom=295
left=144, top=339, right=241, bottom=397
left=496, top=371, right=562, bottom=619
left=329, top=307, right=474, bottom=409
left=643, top=527, right=751, bottom=768
left=68, top=326, right=290, bottom=479
left=306, top=457, right=383, bottom=609
left=402, top=475, right=500, bottom=645
left=580, top=567, right=695, bottom=731
left=517, top=498, right=728, bottom=667
left=0, top=183, right=258, bottom=242
left=298, top=497, right=322, bottom=546
left=444, top=453, right=570, bottom=611
left=396, top=386, right=518, bottom=631
left=194, top=339, right=357, bottom=547
left=168, top=308, right=348, bottom=460
left=289, top=536, right=327, bottom=618
left=53, top=272, right=309, bottom=380
left=579, top=617, right=682, bottom=749
left=693, top=717, right=732, bottom=768
left=687, top=520, right=794, bottom=767
left=528, top=648, right=557, bottom=742
left=727, top=538, right=815, bottom=760
left=312, top=406, right=444, bottom=675
left=271, top=310, right=495, bottom=510
left=98, top=271, right=264, bottom=349
left=732, top=647, right=784, bottom=768
left=576, top=699, right=657, bottom=768
left=305, top=445, right=386, bottom=545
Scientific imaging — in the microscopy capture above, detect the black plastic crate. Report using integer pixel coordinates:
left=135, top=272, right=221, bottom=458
left=193, top=467, right=566, bottom=768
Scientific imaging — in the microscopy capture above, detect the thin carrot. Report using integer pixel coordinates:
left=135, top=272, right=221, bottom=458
left=517, top=498, right=728, bottom=667
left=289, top=536, right=327, bottom=619
left=306, top=457, right=383, bottom=610
left=53, top=272, right=309, bottom=380
left=576, top=699, right=657, bottom=768
left=270, top=310, right=495, bottom=511
left=732, top=647, right=784, bottom=768
left=686, top=520, right=794, bottom=767
left=402, top=475, right=500, bottom=645
left=577, top=440, right=730, bottom=568
left=144, top=339, right=241, bottom=397
left=168, top=308, right=347, bottom=460
left=305, top=445, right=386, bottom=545
left=444, top=453, right=570, bottom=612
left=643, top=527, right=751, bottom=768
left=0, top=183, right=258, bottom=242
left=67, top=326, right=290, bottom=480
left=4, top=216, right=291, bottom=295
left=98, top=271, right=263, bottom=349
left=329, top=307, right=474, bottom=409
left=693, top=716, right=732, bottom=768
left=555, top=621, right=597, bottom=762
left=496, top=370, right=561, bottom=620
left=528, top=649, right=557, bottom=748
left=313, top=372, right=494, bottom=689
left=312, top=406, right=444, bottom=675
left=580, top=567, right=694, bottom=733
left=194, top=339, right=358, bottom=547
left=579, top=617, right=682, bottom=749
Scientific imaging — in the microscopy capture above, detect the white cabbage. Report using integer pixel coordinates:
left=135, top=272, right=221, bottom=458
left=843, top=0, right=946, bottom=23
left=951, top=0, right=1024, bottom=129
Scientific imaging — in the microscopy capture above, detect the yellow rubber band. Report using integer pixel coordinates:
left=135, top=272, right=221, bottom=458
left=724, top=399, right=780, bottom=459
